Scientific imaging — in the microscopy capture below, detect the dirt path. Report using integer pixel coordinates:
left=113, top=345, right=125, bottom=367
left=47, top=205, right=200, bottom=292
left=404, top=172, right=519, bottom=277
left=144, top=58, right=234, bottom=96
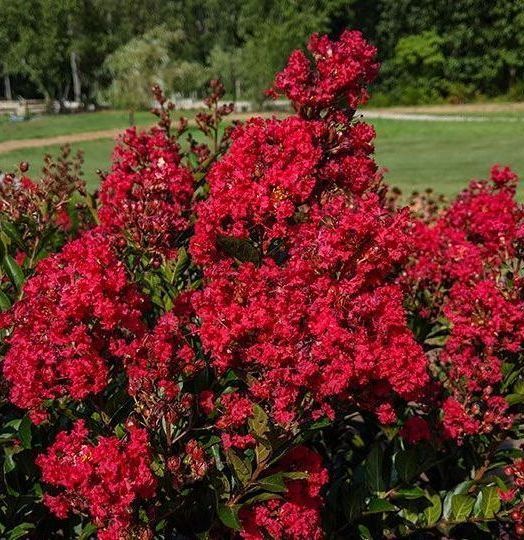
left=1, top=104, right=523, bottom=155
left=0, top=128, right=123, bottom=153
left=0, top=112, right=283, bottom=155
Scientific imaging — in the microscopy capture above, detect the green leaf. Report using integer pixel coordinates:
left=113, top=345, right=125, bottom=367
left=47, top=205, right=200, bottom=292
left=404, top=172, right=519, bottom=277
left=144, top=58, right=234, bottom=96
left=2, top=254, right=25, bottom=291
left=345, top=485, right=366, bottom=522
left=7, top=523, right=35, bottom=540
left=474, top=486, right=500, bottom=519
left=424, top=334, right=448, bottom=346
left=394, top=447, right=420, bottom=483
left=77, top=523, right=98, bottom=540
left=257, top=473, right=287, bottom=493
left=358, top=524, right=372, bottom=539
left=422, top=493, right=442, bottom=526
left=443, top=481, right=473, bottom=519
left=171, top=247, right=189, bottom=282
left=0, top=289, right=11, bottom=311
left=243, top=492, right=282, bottom=505
left=367, top=497, right=397, bottom=514
left=281, top=471, right=309, bottom=481
left=2, top=222, right=24, bottom=250
left=4, top=452, right=16, bottom=473
left=450, top=494, right=475, bottom=521
left=217, top=236, right=261, bottom=264
left=255, top=438, right=271, bottom=465
left=227, top=449, right=252, bottom=486
left=217, top=505, right=242, bottom=530
left=394, top=486, right=427, bottom=500
left=506, top=393, right=524, bottom=406
left=18, top=416, right=32, bottom=449
left=249, top=404, right=269, bottom=436
left=365, top=444, right=386, bottom=492
left=514, top=379, right=524, bottom=395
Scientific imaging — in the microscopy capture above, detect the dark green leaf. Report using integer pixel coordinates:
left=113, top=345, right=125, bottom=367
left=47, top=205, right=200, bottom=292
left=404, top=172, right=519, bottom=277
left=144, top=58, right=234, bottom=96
left=227, top=449, right=252, bottom=486
left=7, top=523, right=35, bottom=540
left=249, top=404, right=269, bottom=436
left=367, top=497, right=397, bottom=513
left=0, top=289, right=11, bottom=311
left=443, top=481, right=473, bottom=519
left=281, top=471, right=309, bottom=481
left=506, top=393, right=524, bottom=406
left=243, top=492, right=282, bottom=505
left=365, top=444, right=386, bottom=492
left=394, top=486, right=427, bottom=500
left=2, top=222, right=24, bottom=250
left=171, top=247, right=189, bottom=282
left=77, top=523, right=98, bottom=540
left=257, top=473, right=287, bottom=493
left=255, top=438, right=271, bottom=465
left=2, top=254, right=25, bottom=291
left=4, top=452, right=16, bottom=473
left=514, top=379, right=524, bottom=395
left=217, top=505, right=242, bottom=530
left=394, top=447, right=420, bottom=483
left=217, top=236, right=261, bottom=264
left=18, top=416, right=32, bottom=449
left=358, top=524, right=372, bottom=539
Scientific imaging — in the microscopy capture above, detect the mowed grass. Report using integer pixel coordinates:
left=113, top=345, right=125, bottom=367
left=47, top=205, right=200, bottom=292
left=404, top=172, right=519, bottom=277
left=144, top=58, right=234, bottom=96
left=372, top=118, right=524, bottom=197
left=0, top=138, right=114, bottom=192
left=1, top=112, right=524, bottom=197
left=0, top=111, right=156, bottom=143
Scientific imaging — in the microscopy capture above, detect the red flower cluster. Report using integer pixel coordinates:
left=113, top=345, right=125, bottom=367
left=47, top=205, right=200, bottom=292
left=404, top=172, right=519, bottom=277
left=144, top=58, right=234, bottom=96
left=240, top=447, right=328, bottom=540
left=99, top=127, right=194, bottom=258
left=167, top=439, right=209, bottom=488
left=116, top=295, right=201, bottom=428
left=1, top=229, right=147, bottom=423
left=405, top=165, right=523, bottom=293
left=37, top=420, right=156, bottom=540
left=270, top=30, right=379, bottom=113
left=404, top=166, right=524, bottom=441
left=192, top=37, right=427, bottom=435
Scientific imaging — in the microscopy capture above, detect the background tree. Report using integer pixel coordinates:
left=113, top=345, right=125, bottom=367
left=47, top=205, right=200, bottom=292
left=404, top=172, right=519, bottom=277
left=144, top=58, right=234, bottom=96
left=1, top=0, right=524, bottom=107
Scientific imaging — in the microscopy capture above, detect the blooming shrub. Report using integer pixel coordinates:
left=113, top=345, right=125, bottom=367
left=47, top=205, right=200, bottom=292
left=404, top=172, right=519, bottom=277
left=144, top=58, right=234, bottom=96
left=2, top=32, right=524, bottom=540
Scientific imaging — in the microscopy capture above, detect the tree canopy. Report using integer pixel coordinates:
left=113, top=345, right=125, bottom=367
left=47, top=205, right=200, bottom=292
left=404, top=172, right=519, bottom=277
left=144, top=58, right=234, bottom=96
left=1, top=0, right=523, bottom=105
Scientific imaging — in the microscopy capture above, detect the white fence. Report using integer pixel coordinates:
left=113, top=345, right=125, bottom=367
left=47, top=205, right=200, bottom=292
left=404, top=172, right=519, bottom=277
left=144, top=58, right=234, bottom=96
left=0, top=98, right=291, bottom=117
left=0, top=99, right=47, bottom=116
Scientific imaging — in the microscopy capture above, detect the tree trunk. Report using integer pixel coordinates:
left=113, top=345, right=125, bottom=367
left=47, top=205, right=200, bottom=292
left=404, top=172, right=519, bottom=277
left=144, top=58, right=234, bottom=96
left=235, top=78, right=241, bottom=101
left=4, top=73, right=12, bottom=100
left=70, top=51, right=81, bottom=103
left=129, top=109, right=135, bottom=126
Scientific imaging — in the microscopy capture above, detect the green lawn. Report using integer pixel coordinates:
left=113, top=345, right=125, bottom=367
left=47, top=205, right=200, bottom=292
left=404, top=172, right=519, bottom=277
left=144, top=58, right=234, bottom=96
left=0, top=110, right=176, bottom=143
left=0, top=138, right=114, bottom=192
left=1, top=114, right=524, bottom=197
left=372, top=118, right=524, bottom=197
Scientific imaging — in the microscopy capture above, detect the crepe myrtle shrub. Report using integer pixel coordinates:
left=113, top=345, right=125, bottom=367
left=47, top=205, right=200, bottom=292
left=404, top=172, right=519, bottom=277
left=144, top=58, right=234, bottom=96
left=2, top=32, right=524, bottom=540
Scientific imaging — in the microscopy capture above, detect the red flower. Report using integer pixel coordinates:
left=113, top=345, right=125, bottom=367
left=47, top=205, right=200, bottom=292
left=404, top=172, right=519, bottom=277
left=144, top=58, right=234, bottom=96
left=2, top=228, right=147, bottom=422
left=270, top=30, right=379, bottom=114
left=99, top=127, right=194, bottom=258
left=37, top=420, right=156, bottom=539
